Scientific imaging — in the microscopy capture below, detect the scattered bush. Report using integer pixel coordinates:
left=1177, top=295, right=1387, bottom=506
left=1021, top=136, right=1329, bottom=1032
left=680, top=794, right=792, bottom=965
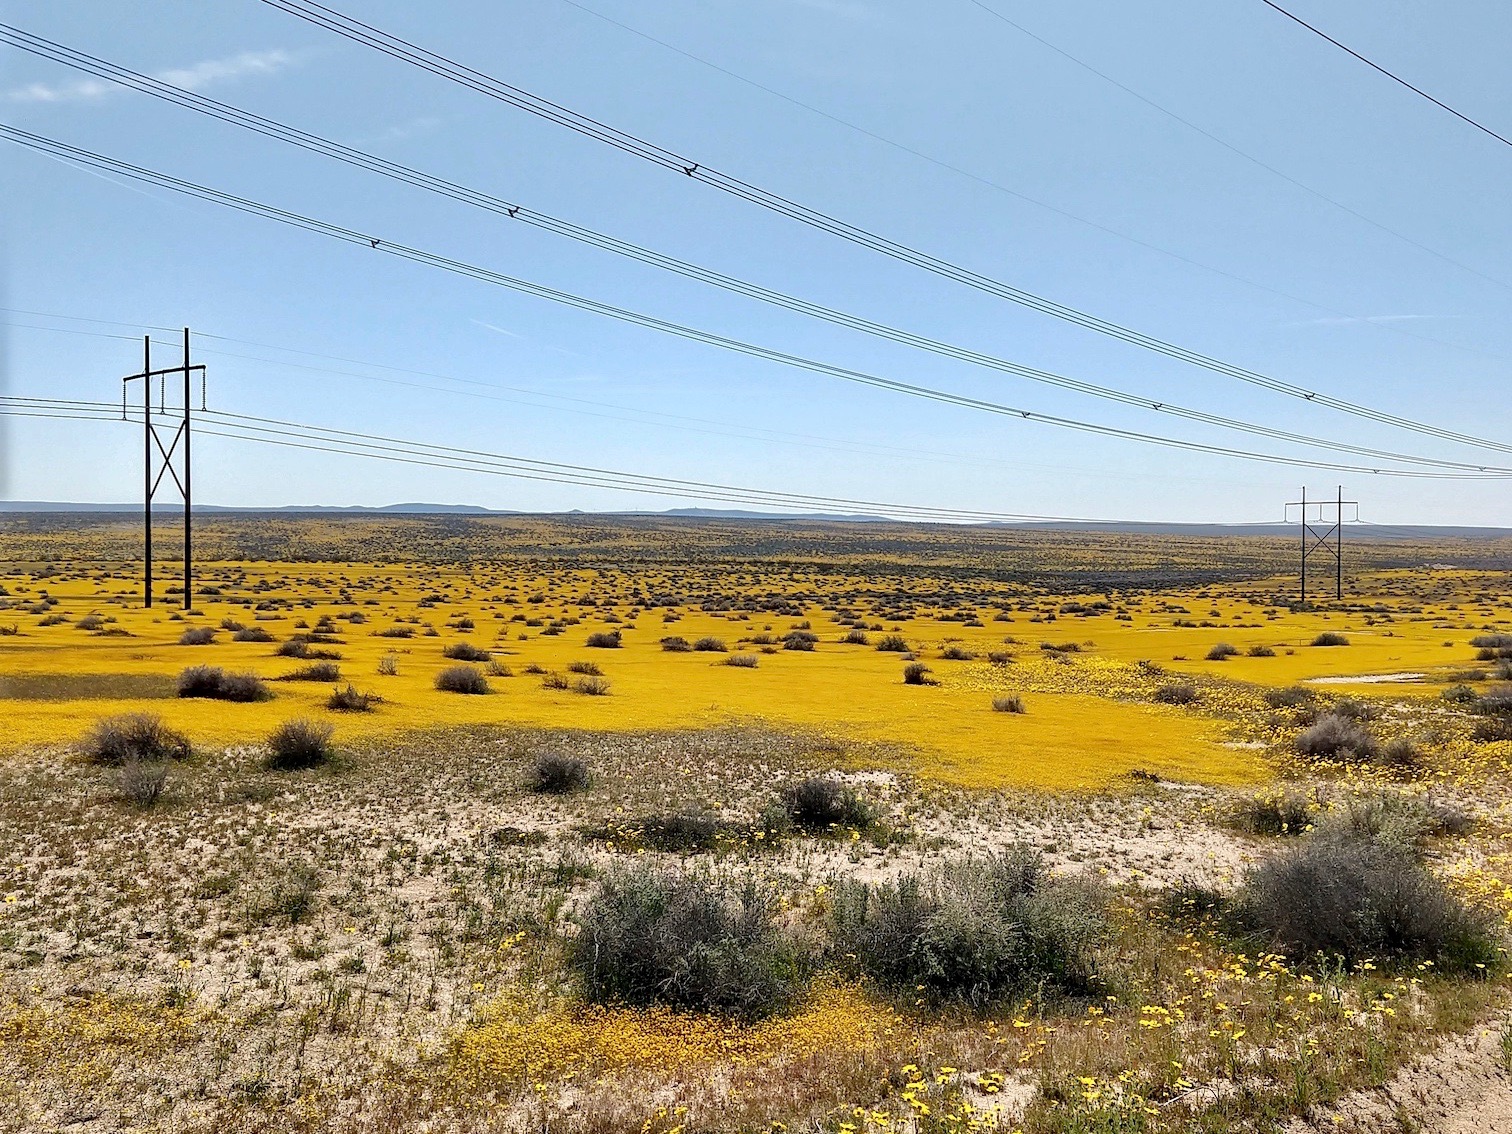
left=1239, top=834, right=1500, bottom=972
left=693, top=637, right=727, bottom=653
left=830, top=850, right=1108, bottom=1005
left=586, top=631, right=622, bottom=649
left=659, top=636, right=691, bottom=652
left=634, top=809, right=726, bottom=854
left=1442, top=683, right=1479, bottom=705
left=264, top=719, right=335, bottom=771
left=442, top=642, right=491, bottom=662
left=1295, top=712, right=1378, bottom=762
left=1327, top=791, right=1474, bottom=847
left=119, top=757, right=169, bottom=808
left=1247, top=644, right=1277, bottom=657
left=176, top=665, right=270, bottom=702
left=782, top=631, right=817, bottom=652
left=435, top=665, right=490, bottom=694
left=178, top=627, right=216, bottom=646
left=902, top=662, right=935, bottom=686
left=940, top=645, right=975, bottom=661
left=991, top=694, right=1026, bottom=713
left=76, top=614, right=104, bottom=631
left=875, top=634, right=910, bottom=652
left=573, top=676, right=612, bottom=696
left=570, top=865, right=809, bottom=1019
left=841, top=629, right=870, bottom=645
left=1205, top=642, right=1239, bottom=661
left=1311, top=632, right=1351, bottom=647
left=724, top=653, right=759, bottom=668
left=377, top=653, right=399, bottom=676
left=1153, top=683, right=1200, bottom=706
left=83, top=713, right=190, bottom=766
left=233, top=626, right=275, bottom=643
left=781, top=777, right=876, bottom=832
left=528, top=752, right=591, bottom=794
left=567, top=660, right=603, bottom=676
left=1234, top=791, right=1314, bottom=836
left=282, top=662, right=341, bottom=683
left=540, top=671, right=571, bottom=690
left=326, top=684, right=376, bottom=712
left=1265, top=685, right=1316, bottom=710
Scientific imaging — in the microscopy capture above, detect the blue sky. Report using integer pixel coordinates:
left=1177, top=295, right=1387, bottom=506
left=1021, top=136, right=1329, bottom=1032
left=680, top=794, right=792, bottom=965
left=2, top=0, right=1509, bottom=522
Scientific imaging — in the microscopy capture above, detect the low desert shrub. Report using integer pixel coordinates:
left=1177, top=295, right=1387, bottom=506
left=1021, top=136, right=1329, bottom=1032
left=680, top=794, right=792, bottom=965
left=1234, top=790, right=1314, bottom=836
left=281, top=662, right=341, bottom=683
left=178, top=626, right=216, bottom=646
left=1265, top=685, right=1316, bottom=710
left=1205, top=642, right=1239, bottom=661
left=1239, top=834, right=1500, bottom=972
left=176, top=665, right=270, bottom=702
left=693, top=637, right=727, bottom=653
left=567, top=660, right=603, bottom=676
left=265, top=719, right=334, bottom=771
left=435, top=665, right=490, bottom=694
left=875, top=634, right=909, bottom=652
left=841, top=629, right=870, bottom=645
left=573, top=676, right=611, bottom=696
left=377, top=653, right=399, bottom=676
left=1295, top=712, right=1378, bottom=762
left=992, top=694, right=1026, bottom=713
left=940, top=645, right=975, bottom=661
left=659, top=636, right=691, bottom=652
left=119, top=757, right=169, bottom=808
left=723, top=653, right=759, bottom=668
left=902, top=662, right=935, bottom=685
left=1311, top=631, right=1351, bottom=647
left=442, top=642, right=491, bottom=662
left=529, top=752, right=591, bottom=794
left=570, top=864, right=810, bottom=1019
left=1153, top=683, right=1199, bottom=706
left=1247, top=644, right=1277, bottom=657
left=233, top=627, right=275, bottom=643
left=540, top=671, right=571, bottom=690
left=1327, top=790, right=1474, bottom=847
left=326, top=684, right=376, bottom=712
left=781, top=776, right=876, bottom=832
left=782, top=631, right=817, bottom=652
left=585, top=631, right=622, bottom=649
left=634, top=809, right=726, bottom=854
left=830, top=850, right=1108, bottom=1005
left=83, top=713, right=190, bottom=766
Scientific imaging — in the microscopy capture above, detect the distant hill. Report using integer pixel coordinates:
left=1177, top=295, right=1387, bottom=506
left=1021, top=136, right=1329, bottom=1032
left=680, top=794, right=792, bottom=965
left=2, top=501, right=1509, bottom=540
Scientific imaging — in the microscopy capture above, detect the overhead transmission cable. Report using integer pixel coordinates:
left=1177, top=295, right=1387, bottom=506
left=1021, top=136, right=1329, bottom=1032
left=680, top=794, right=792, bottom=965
left=5, top=124, right=1509, bottom=481
left=253, top=0, right=1512, bottom=454
left=1, top=27, right=1503, bottom=473
left=0, top=396, right=1175, bottom=523
left=963, top=0, right=1510, bottom=287
left=1257, top=0, right=1512, bottom=149
left=550, top=0, right=1493, bottom=362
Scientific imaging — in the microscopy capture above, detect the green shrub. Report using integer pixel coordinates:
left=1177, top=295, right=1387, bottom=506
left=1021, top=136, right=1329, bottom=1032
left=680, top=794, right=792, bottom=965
left=570, top=865, right=810, bottom=1018
left=83, top=713, right=190, bottom=766
left=830, top=850, right=1108, bottom=1005
left=528, top=752, right=590, bottom=794
left=1239, top=834, right=1500, bottom=972
left=177, top=665, right=270, bottom=702
left=781, top=777, right=876, bottom=832
left=1234, top=791, right=1314, bottom=836
left=1295, top=713, right=1378, bottom=762
left=435, top=665, right=490, bottom=694
left=265, top=718, right=334, bottom=771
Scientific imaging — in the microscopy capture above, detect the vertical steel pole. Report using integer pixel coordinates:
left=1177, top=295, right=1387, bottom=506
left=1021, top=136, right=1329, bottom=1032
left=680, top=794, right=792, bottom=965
left=143, top=335, right=153, bottom=609
left=182, top=328, right=192, bottom=613
left=1298, top=486, right=1306, bottom=605
left=1335, top=485, right=1343, bottom=600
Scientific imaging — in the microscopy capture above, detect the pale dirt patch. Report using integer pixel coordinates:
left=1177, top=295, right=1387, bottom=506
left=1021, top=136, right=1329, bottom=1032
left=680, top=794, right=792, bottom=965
left=1306, top=672, right=1426, bottom=685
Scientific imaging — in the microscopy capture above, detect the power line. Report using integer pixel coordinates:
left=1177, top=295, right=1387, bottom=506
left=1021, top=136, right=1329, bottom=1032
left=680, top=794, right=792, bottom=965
left=5, top=125, right=1509, bottom=481
left=1257, top=0, right=1512, bottom=149
left=254, top=0, right=1512, bottom=455
left=0, top=396, right=1196, bottom=523
left=3, top=29, right=1503, bottom=473
left=964, top=0, right=1511, bottom=286
left=551, top=0, right=1496, bottom=362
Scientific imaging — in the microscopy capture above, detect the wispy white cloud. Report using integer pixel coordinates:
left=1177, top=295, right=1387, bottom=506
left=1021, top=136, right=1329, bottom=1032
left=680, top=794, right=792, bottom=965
left=6, top=49, right=301, bottom=104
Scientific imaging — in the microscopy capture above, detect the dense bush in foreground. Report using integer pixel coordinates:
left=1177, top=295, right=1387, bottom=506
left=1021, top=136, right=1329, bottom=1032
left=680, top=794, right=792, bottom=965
left=1239, top=834, right=1500, bottom=972
left=265, top=719, right=335, bottom=771
left=83, top=713, right=191, bottom=766
left=571, top=864, right=810, bottom=1018
left=781, top=776, right=875, bottom=832
left=830, top=850, right=1108, bottom=1005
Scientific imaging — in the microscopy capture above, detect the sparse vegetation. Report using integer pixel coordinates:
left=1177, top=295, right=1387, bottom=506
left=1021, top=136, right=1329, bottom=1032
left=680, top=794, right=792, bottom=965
left=435, top=665, right=490, bottom=694
left=264, top=718, right=335, bottom=770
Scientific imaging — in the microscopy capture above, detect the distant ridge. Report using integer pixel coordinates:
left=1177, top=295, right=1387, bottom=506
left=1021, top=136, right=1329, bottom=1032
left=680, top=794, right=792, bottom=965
left=2, top=501, right=1509, bottom=540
